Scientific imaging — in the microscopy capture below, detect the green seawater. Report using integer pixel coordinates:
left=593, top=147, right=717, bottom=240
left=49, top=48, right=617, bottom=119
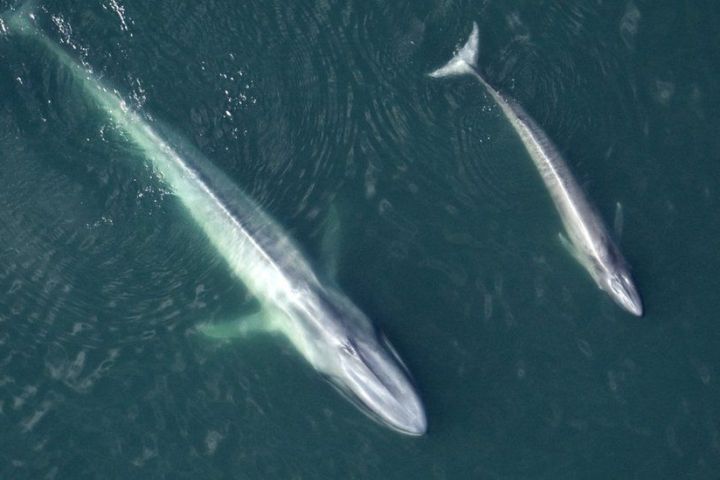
left=1, top=1, right=719, bottom=478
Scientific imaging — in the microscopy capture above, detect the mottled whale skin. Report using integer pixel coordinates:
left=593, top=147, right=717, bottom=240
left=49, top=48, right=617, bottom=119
left=7, top=10, right=426, bottom=434
left=430, top=23, right=642, bottom=316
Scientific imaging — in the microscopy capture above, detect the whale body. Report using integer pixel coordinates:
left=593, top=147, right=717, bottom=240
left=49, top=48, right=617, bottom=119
left=7, top=9, right=427, bottom=434
left=430, top=23, right=643, bottom=316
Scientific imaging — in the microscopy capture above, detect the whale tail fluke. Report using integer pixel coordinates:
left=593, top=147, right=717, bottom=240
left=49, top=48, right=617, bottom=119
left=427, top=22, right=479, bottom=78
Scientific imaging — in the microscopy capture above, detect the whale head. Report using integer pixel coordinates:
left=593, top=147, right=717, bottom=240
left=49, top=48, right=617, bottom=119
left=334, top=334, right=427, bottom=436
left=309, top=290, right=427, bottom=436
left=593, top=244, right=643, bottom=316
left=601, top=268, right=643, bottom=316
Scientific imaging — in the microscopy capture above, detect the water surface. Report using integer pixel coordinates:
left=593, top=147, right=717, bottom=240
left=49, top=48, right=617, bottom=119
left=1, top=1, right=719, bottom=478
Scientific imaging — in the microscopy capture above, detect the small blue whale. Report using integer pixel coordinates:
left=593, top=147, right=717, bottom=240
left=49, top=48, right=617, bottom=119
left=430, top=23, right=643, bottom=316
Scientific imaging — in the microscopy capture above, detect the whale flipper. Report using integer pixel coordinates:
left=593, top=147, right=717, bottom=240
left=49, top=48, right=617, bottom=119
left=613, top=201, right=624, bottom=239
left=559, top=232, right=585, bottom=266
left=198, top=309, right=282, bottom=339
left=320, top=204, right=342, bottom=280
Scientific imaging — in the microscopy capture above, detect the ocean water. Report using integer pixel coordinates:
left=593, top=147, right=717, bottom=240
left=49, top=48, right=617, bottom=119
left=1, top=0, right=719, bottom=478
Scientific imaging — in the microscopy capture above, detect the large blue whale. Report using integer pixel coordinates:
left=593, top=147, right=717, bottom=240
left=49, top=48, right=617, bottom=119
left=6, top=8, right=426, bottom=435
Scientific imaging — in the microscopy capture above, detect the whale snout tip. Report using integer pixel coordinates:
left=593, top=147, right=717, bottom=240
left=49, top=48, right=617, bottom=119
left=627, top=298, right=643, bottom=317
left=339, top=336, right=429, bottom=436
left=367, top=383, right=426, bottom=436
left=396, top=405, right=427, bottom=437
left=619, top=280, right=643, bottom=317
left=605, top=272, right=643, bottom=317
left=408, top=415, right=428, bottom=436
left=613, top=281, right=643, bottom=317
left=613, top=286, right=643, bottom=317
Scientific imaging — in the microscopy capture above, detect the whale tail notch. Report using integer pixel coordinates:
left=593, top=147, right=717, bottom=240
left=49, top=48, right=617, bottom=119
left=427, top=22, right=479, bottom=78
